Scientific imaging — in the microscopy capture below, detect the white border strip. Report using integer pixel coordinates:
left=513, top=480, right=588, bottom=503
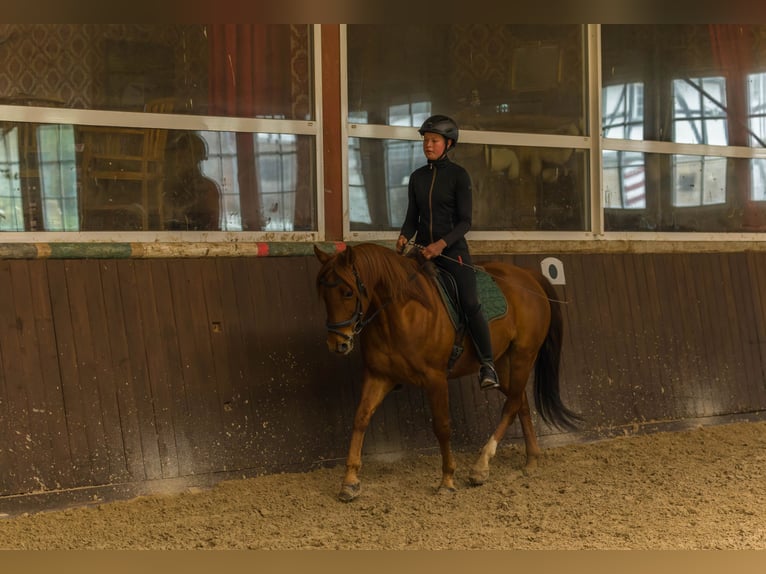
left=0, top=104, right=320, bottom=135
left=347, top=122, right=590, bottom=149
left=604, top=137, right=766, bottom=159
left=588, top=24, right=604, bottom=236
left=340, top=24, right=351, bottom=239
left=313, top=25, right=326, bottom=241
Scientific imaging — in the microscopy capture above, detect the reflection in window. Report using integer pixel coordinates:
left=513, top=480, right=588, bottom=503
left=673, top=77, right=728, bottom=206
left=603, top=83, right=644, bottom=141
left=603, top=151, right=646, bottom=209
left=256, top=133, right=298, bottom=232
left=349, top=102, right=430, bottom=230
left=389, top=101, right=431, bottom=128
left=384, top=140, right=420, bottom=227
left=673, top=77, right=728, bottom=145
left=0, top=25, right=312, bottom=121
left=0, top=25, right=317, bottom=234
left=603, top=82, right=646, bottom=209
left=346, top=25, right=585, bottom=135
left=164, top=130, right=315, bottom=233
left=754, top=159, right=766, bottom=201
left=0, top=127, right=23, bottom=231
left=348, top=137, right=422, bottom=231
left=748, top=72, right=766, bottom=201
left=199, top=131, right=240, bottom=230
left=386, top=102, right=430, bottom=227
left=672, top=155, right=726, bottom=206
left=38, top=125, right=78, bottom=231
left=0, top=123, right=78, bottom=231
left=347, top=115, right=371, bottom=226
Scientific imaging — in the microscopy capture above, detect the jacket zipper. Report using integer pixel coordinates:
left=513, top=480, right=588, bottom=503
left=428, top=165, right=437, bottom=243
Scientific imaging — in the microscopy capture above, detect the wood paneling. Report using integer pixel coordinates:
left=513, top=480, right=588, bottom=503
left=2, top=251, right=766, bottom=501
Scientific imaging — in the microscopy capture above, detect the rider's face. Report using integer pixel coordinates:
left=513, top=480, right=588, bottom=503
left=422, top=132, right=449, bottom=161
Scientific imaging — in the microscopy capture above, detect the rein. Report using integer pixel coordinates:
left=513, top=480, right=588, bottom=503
left=409, top=242, right=570, bottom=305
left=321, top=255, right=427, bottom=340
left=323, top=240, right=564, bottom=341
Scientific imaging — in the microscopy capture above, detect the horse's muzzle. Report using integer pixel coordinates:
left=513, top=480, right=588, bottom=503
left=327, top=333, right=354, bottom=355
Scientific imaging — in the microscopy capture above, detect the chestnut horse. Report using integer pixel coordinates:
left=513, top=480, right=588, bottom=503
left=314, top=242, right=580, bottom=502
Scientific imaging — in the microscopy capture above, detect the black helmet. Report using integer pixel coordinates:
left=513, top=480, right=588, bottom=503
left=418, top=115, right=459, bottom=148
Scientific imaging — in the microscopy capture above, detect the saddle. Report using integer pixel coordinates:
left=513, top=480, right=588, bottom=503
left=427, top=262, right=508, bottom=371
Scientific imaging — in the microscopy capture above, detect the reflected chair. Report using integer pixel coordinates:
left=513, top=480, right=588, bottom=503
left=77, top=98, right=176, bottom=230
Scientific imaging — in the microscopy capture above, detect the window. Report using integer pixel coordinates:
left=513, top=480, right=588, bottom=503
left=38, top=124, right=78, bottom=231
left=748, top=72, right=766, bottom=201
left=603, top=151, right=646, bottom=209
left=346, top=24, right=588, bottom=235
left=256, top=133, right=300, bottom=232
left=0, top=126, right=23, bottom=231
left=603, top=82, right=644, bottom=141
left=199, top=131, right=239, bottom=231
left=0, top=24, right=319, bottom=236
left=348, top=103, right=430, bottom=230
left=603, top=82, right=646, bottom=209
left=672, top=77, right=728, bottom=206
left=601, top=25, right=766, bottom=233
left=671, top=155, right=727, bottom=207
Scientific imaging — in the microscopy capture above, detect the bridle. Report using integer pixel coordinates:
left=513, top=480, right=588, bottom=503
left=320, top=265, right=382, bottom=342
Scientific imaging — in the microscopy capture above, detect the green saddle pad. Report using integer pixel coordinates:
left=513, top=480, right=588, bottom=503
left=434, top=267, right=508, bottom=330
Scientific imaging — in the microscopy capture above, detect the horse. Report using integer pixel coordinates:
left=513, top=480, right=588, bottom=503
left=313, top=242, right=580, bottom=502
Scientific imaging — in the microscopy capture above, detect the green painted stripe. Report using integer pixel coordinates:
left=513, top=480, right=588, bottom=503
left=0, top=244, right=40, bottom=259
left=46, top=243, right=135, bottom=259
left=266, top=242, right=347, bottom=257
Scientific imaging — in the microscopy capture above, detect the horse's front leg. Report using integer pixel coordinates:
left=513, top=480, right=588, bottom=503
left=339, top=371, right=394, bottom=502
left=424, top=377, right=456, bottom=493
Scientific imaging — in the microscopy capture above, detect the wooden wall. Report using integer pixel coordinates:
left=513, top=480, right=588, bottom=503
left=1, top=250, right=766, bottom=504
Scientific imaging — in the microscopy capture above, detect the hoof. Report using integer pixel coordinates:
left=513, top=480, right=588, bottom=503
left=523, top=459, right=539, bottom=475
left=436, top=485, right=457, bottom=496
left=338, top=482, right=361, bottom=502
left=468, top=468, right=489, bottom=486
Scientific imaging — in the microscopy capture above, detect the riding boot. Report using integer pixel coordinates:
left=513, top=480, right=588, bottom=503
left=466, top=306, right=500, bottom=391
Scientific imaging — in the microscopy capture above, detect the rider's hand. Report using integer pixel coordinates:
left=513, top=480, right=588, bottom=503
left=421, top=239, right=446, bottom=260
left=396, top=235, right=408, bottom=254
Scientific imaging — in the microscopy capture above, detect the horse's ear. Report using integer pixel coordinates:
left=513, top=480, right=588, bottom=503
left=343, top=244, right=354, bottom=265
left=314, top=244, right=331, bottom=264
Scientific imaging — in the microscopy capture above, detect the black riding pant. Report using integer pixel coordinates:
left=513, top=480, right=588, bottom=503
left=434, top=250, right=494, bottom=365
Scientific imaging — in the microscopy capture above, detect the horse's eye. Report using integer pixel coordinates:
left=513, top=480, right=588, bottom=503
left=342, top=288, right=354, bottom=299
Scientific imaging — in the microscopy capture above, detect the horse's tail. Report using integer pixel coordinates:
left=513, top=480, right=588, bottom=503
left=532, top=272, right=582, bottom=431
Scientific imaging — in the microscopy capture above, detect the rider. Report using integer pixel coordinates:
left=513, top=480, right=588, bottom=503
left=395, top=114, right=500, bottom=391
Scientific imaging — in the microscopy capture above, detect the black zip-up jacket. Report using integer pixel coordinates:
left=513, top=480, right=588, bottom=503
left=399, top=156, right=472, bottom=255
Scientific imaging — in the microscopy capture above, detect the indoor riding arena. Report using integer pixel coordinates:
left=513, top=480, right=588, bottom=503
left=1, top=24, right=766, bottom=551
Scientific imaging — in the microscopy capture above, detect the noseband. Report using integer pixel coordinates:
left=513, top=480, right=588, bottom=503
left=321, top=266, right=381, bottom=341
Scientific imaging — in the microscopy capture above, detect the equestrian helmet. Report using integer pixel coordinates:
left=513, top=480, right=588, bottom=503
left=418, top=115, right=459, bottom=148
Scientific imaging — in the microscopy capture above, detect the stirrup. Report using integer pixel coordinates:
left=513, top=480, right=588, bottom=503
left=479, top=363, right=500, bottom=391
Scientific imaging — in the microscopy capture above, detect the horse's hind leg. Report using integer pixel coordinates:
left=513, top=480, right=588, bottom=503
left=469, top=394, right=519, bottom=486
left=518, top=388, right=542, bottom=471
left=469, top=355, right=517, bottom=486
left=470, top=353, right=540, bottom=485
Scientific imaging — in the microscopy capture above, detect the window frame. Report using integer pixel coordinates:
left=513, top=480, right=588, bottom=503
left=4, top=25, right=766, bottom=248
left=340, top=24, right=596, bottom=244
left=0, top=24, right=325, bottom=244
left=345, top=24, right=766, bottom=247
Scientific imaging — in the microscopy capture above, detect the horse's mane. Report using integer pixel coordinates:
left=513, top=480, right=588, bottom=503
left=321, top=243, right=434, bottom=310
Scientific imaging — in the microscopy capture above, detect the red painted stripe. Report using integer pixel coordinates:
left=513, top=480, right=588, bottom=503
left=256, top=242, right=270, bottom=256
left=334, top=241, right=347, bottom=253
